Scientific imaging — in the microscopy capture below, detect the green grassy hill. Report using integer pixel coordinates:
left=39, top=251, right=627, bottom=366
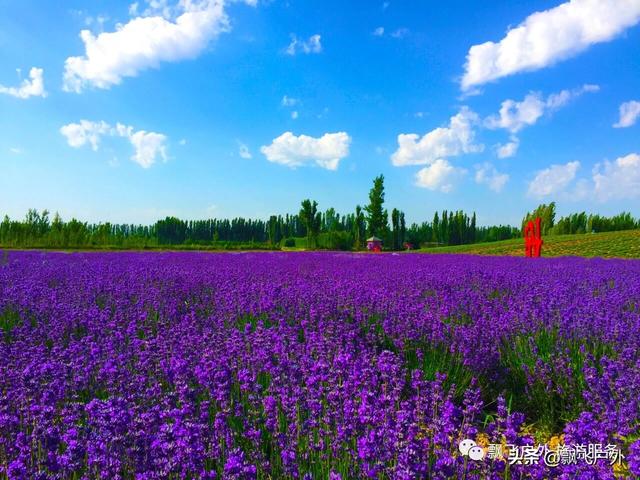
left=419, top=229, right=640, bottom=258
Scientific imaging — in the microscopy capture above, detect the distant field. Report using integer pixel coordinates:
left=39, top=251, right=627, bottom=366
left=419, top=229, right=640, bottom=258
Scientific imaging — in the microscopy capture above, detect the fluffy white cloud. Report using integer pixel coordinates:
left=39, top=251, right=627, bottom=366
left=0, top=67, right=46, bottom=99
left=285, top=34, right=322, bottom=55
left=593, top=153, right=640, bottom=200
left=486, top=85, right=598, bottom=133
left=496, top=136, right=520, bottom=158
left=291, top=111, right=299, bottom=119
left=461, top=0, right=640, bottom=91
left=60, top=120, right=111, bottom=151
left=63, top=0, right=232, bottom=92
left=238, top=142, right=252, bottom=159
left=414, top=159, right=466, bottom=192
left=391, top=107, right=483, bottom=166
left=474, top=162, right=509, bottom=192
left=127, top=129, right=168, bottom=168
left=613, top=100, right=640, bottom=128
left=260, top=131, right=351, bottom=170
left=372, top=27, right=385, bottom=36
left=527, top=161, right=580, bottom=198
left=486, top=93, right=545, bottom=133
left=60, top=120, right=168, bottom=168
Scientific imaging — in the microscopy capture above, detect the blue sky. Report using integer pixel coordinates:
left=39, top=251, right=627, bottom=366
left=1, top=0, right=639, bottom=226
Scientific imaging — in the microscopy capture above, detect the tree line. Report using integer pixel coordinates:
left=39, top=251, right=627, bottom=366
left=522, top=202, right=639, bottom=236
left=2, top=177, right=639, bottom=250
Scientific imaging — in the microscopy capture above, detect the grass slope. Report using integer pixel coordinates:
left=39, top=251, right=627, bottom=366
left=419, top=229, right=640, bottom=258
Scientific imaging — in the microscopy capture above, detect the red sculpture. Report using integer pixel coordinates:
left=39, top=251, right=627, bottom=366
left=524, top=217, right=543, bottom=257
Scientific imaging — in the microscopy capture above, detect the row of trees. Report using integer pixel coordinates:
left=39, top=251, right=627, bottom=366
left=0, top=211, right=277, bottom=249
left=522, top=202, right=639, bottom=235
left=405, top=212, right=519, bottom=247
left=2, top=178, right=639, bottom=250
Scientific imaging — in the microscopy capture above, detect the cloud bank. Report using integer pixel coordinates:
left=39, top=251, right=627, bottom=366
left=461, top=0, right=640, bottom=90
left=260, top=132, right=351, bottom=170
left=63, top=0, right=236, bottom=92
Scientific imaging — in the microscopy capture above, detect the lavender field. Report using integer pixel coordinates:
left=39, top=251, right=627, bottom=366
left=1, top=250, right=639, bottom=479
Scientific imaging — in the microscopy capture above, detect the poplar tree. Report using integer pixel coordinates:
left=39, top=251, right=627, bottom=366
left=365, top=175, right=388, bottom=237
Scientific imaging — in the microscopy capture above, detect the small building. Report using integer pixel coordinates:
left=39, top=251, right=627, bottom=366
left=366, top=236, right=383, bottom=252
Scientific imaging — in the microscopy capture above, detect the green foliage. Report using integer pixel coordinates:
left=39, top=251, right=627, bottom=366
left=2, top=192, right=637, bottom=254
left=550, top=211, right=639, bottom=235
left=407, top=210, right=517, bottom=248
left=522, top=202, right=556, bottom=235
left=353, top=205, right=366, bottom=250
left=299, top=199, right=322, bottom=248
left=0, top=307, right=22, bottom=343
left=404, top=340, right=477, bottom=401
left=364, top=174, right=388, bottom=237
left=390, top=208, right=407, bottom=250
left=498, top=328, right=615, bottom=434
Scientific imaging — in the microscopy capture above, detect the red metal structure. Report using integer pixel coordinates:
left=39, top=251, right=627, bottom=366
left=524, top=217, right=543, bottom=257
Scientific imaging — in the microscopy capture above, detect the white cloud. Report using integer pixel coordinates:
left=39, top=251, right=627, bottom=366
left=139, top=0, right=175, bottom=18
left=524, top=153, right=640, bottom=201
left=291, top=110, right=299, bottom=119
left=496, top=136, right=520, bottom=158
left=613, top=100, right=640, bottom=128
left=63, top=0, right=232, bottom=92
left=60, top=120, right=168, bottom=168
left=0, top=67, right=46, bottom=99
left=238, top=142, right=252, bottom=159
left=527, top=161, right=580, bottom=198
left=415, top=159, right=466, bottom=192
left=60, top=120, right=111, bottom=151
left=260, top=131, right=351, bottom=170
left=285, top=34, right=322, bottom=55
left=485, top=85, right=598, bottom=133
left=391, top=107, right=483, bottom=166
left=9, top=147, right=23, bottom=155
left=593, top=153, right=640, bottom=200
left=127, top=129, right=168, bottom=168
left=475, top=162, right=509, bottom=192
left=486, top=93, right=545, bottom=133
left=281, top=95, right=299, bottom=107
left=179, top=138, right=187, bottom=145
left=373, top=27, right=385, bottom=36
left=546, top=84, right=600, bottom=109
left=461, top=0, right=640, bottom=91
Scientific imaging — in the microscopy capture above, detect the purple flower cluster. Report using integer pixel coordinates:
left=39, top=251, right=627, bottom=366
left=0, top=251, right=638, bottom=479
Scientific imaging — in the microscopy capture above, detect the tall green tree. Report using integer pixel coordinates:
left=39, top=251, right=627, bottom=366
left=432, top=212, right=440, bottom=243
left=391, top=208, right=400, bottom=250
left=364, top=175, right=388, bottom=237
left=299, top=199, right=321, bottom=248
left=353, top=205, right=366, bottom=250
